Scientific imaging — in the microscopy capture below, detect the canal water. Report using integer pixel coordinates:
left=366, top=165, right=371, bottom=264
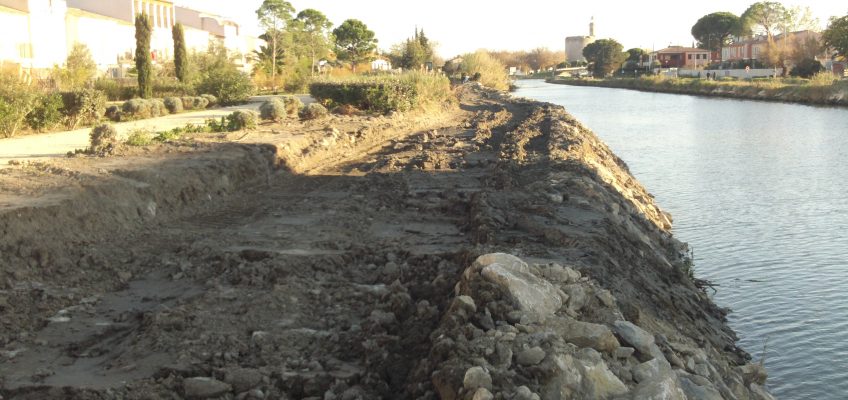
left=514, top=80, right=848, bottom=399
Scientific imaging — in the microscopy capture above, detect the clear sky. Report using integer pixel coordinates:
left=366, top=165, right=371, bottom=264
left=177, top=1, right=847, bottom=57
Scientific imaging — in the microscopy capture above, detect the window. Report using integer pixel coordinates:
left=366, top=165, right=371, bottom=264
left=688, top=54, right=692, bottom=60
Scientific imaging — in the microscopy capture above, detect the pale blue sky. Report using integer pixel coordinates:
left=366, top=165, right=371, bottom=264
left=178, top=1, right=847, bottom=57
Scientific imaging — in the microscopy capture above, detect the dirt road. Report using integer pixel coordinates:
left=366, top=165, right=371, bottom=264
left=0, top=85, right=771, bottom=399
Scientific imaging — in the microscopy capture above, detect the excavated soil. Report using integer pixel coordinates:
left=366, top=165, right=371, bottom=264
left=0, top=85, right=771, bottom=399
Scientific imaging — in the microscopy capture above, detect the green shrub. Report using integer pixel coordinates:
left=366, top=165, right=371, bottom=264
left=88, top=123, right=117, bottom=154
left=299, top=103, right=328, bottom=120
left=61, top=88, right=106, bottom=129
left=282, top=96, right=304, bottom=117
left=95, top=78, right=137, bottom=101
left=164, top=97, right=184, bottom=113
left=26, top=93, right=64, bottom=131
left=181, top=96, right=196, bottom=110
left=150, top=98, right=168, bottom=117
left=309, top=72, right=452, bottom=114
left=200, top=94, right=218, bottom=107
left=226, top=110, right=258, bottom=131
left=105, top=105, right=122, bottom=121
left=125, top=128, right=153, bottom=146
left=122, top=98, right=152, bottom=119
left=193, top=96, right=209, bottom=109
left=259, top=98, right=286, bottom=121
left=310, top=80, right=416, bottom=113
left=459, top=50, right=510, bottom=91
left=196, top=69, right=254, bottom=106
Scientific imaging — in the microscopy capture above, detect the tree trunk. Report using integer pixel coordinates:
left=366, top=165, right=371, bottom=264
left=271, top=36, right=277, bottom=91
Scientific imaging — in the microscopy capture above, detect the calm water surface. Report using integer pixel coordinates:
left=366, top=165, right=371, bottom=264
left=515, top=80, right=848, bottom=399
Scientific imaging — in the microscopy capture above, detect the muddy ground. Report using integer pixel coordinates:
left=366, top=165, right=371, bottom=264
left=0, top=85, right=771, bottom=399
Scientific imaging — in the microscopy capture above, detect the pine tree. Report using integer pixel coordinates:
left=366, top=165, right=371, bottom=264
left=135, top=13, right=152, bottom=99
left=173, top=23, right=188, bottom=83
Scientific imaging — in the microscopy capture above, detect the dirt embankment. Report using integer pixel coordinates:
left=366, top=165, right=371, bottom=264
left=0, top=85, right=771, bottom=399
left=550, top=77, right=848, bottom=107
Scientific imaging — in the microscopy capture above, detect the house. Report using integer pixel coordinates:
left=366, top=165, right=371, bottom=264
left=371, top=58, right=391, bottom=71
left=721, top=31, right=828, bottom=64
left=0, top=0, right=259, bottom=78
left=652, top=46, right=711, bottom=68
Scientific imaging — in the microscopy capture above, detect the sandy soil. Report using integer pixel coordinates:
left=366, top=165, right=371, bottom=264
left=0, top=85, right=768, bottom=399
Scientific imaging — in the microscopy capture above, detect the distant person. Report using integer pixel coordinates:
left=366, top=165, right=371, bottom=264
left=461, top=73, right=469, bottom=84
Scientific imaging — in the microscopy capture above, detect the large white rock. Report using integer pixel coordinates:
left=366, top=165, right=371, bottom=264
left=613, top=320, right=666, bottom=361
left=476, top=254, right=563, bottom=316
left=562, top=320, right=620, bottom=353
left=630, top=373, right=686, bottom=400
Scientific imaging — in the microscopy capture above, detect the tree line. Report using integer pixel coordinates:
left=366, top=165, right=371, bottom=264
left=581, top=2, right=848, bottom=78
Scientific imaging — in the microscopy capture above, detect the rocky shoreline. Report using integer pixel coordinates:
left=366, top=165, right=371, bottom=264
left=548, top=77, right=848, bottom=108
left=0, top=84, right=773, bottom=399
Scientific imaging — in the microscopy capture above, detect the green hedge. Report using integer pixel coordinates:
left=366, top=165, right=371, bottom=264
left=309, top=80, right=418, bottom=113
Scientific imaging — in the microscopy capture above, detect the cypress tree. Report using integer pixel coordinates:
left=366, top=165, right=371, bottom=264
left=135, top=13, right=152, bottom=99
left=172, top=23, right=188, bottom=83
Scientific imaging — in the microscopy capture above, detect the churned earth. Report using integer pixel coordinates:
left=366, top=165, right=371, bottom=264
left=0, top=84, right=772, bottom=399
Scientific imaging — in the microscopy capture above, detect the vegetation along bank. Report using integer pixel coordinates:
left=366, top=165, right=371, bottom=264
left=548, top=76, right=848, bottom=107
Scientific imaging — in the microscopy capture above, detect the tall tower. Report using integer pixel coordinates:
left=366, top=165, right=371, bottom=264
left=589, top=17, right=595, bottom=37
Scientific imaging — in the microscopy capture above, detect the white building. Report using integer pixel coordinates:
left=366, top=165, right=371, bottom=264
left=565, top=17, right=596, bottom=63
left=0, top=0, right=260, bottom=78
left=371, top=58, right=391, bottom=71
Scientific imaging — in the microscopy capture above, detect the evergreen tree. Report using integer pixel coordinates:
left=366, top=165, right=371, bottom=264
left=172, top=23, right=189, bottom=83
left=135, top=13, right=152, bottom=99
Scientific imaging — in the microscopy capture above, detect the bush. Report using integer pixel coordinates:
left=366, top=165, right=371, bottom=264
left=310, top=80, right=416, bottom=113
left=194, top=97, right=209, bottom=109
left=809, top=71, right=837, bottom=86
left=259, top=98, right=286, bottom=121
left=164, top=97, right=184, bottom=113
left=88, top=123, right=117, bottom=154
left=150, top=98, right=167, bottom=117
left=200, top=94, right=218, bottom=107
left=26, top=92, right=64, bottom=131
left=61, top=88, right=106, bottom=129
left=309, top=72, right=452, bottom=114
left=196, top=69, right=254, bottom=106
left=226, top=110, right=258, bottom=131
left=299, top=103, right=328, bottom=120
left=283, top=96, right=303, bottom=117
left=125, top=128, right=153, bottom=146
left=181, top=96, right=197, bottom=110
left=122, top=98, right=152, bottom=119
left=95, top=78, right=137, bottom=101
left=459, top=50, right=510, bottom=91
left=105, top=105, right=122, bottom=122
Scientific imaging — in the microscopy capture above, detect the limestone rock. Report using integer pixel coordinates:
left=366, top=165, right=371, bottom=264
left=183, top=377, right=232, bottom=399
left=563, top=284, right=588, bottom=311
left=562, top=320, right=620, bottom=353
left=513, top=386, right=541, bottom=400
left=224, top=367, right=263, bottom=393
left=472, top=388, right=494, bottom=400
left=574, top=350, right=628, bottom=399
left=612, top=321, right=654, bottom=354
left=632, top=358, right=671, bottom=383
left=631, top=373, right=686, bottom=400
left=463, top=366, right=492, bottom=391
left=477, top=254, right=563, bottom=316
left=677, top=373, right=723, bottom=400
left=516, top=347, right=546, bottom=366
left=614, top=347, right=635, bottom=359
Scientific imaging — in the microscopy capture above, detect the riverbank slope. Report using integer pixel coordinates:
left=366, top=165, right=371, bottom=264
left=0, top=84, right=772, bottom=399
left=549, top=76, right=848, bottom=107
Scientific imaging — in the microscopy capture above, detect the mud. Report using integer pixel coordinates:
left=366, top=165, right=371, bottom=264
left=0, top=84, right=771, bottom=399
